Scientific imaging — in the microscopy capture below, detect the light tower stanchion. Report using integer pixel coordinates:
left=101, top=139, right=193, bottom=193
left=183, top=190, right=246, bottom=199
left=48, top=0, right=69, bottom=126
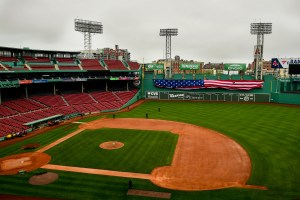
left=250, top=22, right=272, bottom=80
left=160, top=28, right=178, bottom=79
left=75, top=19, right=103, bottom=59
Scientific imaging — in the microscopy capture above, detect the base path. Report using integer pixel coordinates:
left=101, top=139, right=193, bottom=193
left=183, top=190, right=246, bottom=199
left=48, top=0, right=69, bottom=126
left=77, top=118, right=266, bottom=191
left=42, top=164, right=151, bottom=180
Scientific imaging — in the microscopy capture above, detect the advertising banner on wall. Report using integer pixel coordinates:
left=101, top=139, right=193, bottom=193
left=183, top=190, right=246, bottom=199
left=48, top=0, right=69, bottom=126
left=239, top=93, right=255, bottom=102
left=145, top=63, right=164, bottom=70
left=32, top=80, right=48, bottom=83
left=168, top=92, right=185, bottom=100
left=19, top=80, right=32, bottom=84
left=61, top=78, right=87, bottom=82
left=224, top=63, right=246, bottom=71
left=179, top=63, right=200, bottom=70
left=0, top=81, right=20, bottom=88
left=145, top=91, right=159, bottom=99
left=271, top=58, right=300, bottom=69
left=184, top=92, right=202, bottom=100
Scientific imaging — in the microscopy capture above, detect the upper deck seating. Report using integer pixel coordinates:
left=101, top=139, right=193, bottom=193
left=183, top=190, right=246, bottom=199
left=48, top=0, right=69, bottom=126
left=31, top=95, right=67, bottom=107
left=63, top=93, right=96, bottom=105
left=105, top=60, right=128, bottom=70
left=80, top=59, right=106, bottom=70
left=127, top=61, right=140, bottom=70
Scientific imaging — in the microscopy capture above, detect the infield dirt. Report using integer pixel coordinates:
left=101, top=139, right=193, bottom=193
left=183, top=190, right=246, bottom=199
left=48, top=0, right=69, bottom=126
left=47, top=118, right=265, bottom=191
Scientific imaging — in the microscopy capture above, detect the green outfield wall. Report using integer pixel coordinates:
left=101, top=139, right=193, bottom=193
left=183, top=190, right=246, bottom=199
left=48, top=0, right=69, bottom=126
left=142, top=72, right=300, bottom=105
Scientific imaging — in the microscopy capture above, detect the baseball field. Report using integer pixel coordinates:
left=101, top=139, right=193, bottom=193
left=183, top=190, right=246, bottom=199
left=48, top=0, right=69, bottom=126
left=0, top=101, right=300, bottom=199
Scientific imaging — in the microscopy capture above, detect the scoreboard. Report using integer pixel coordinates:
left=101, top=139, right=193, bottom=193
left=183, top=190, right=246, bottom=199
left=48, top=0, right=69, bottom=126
left=145, top=91, right=270, bottom=102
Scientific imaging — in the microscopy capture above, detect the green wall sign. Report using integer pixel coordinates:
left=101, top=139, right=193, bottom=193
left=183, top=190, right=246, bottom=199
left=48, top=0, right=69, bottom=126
left=224, top=63, right=246, bottom=71
left=145, top=64, right=164, bottom=70
left=180, top=63, right=200, bottom=70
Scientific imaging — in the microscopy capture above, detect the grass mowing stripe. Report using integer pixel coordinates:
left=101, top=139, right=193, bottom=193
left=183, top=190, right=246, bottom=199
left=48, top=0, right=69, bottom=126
left=46, top=128, right=178, bottom=174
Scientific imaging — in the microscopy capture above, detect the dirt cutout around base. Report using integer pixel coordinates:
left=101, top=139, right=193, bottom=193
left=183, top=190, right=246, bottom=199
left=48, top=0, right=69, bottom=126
left=21, top=143, right=40, bottom=150
left=0, top=152, right=51, bottom=175
left=99, top=141, right=124, bottom=150
left=127, top=189, right=171, bottom=199
left=28, top=172, right=58, bottom=185
left=77, top=118, right=267, bottom=191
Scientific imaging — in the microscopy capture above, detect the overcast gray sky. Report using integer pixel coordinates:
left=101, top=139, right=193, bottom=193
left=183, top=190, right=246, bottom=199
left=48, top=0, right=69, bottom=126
left=0, top=0, right=299, bottom=64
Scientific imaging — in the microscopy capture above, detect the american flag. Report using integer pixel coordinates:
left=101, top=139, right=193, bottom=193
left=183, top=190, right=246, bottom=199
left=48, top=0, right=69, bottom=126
left=153, top=79, right=264, bottom=91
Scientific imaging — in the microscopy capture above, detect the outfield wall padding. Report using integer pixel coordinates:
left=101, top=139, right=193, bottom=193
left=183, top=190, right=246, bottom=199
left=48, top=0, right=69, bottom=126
left=145, top=91, right=270, bottom=102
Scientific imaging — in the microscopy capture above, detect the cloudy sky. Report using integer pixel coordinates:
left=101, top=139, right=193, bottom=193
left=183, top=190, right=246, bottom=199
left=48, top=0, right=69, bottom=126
left=0, top=0, right=299, bottom=64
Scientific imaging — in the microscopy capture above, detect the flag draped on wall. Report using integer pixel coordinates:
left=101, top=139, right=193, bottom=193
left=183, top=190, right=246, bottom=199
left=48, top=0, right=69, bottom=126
left=153, top=79, right=264, bottom=91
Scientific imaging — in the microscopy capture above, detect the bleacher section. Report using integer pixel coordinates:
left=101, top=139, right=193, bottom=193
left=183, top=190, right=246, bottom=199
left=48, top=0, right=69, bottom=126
left=114, top=90, right=137, bottom=103
left=0, top=105, right=17, bottom=117
left=58, top=65, right=80, bottom=70
left=63, top=93, right=96, bottom=105
left=1, top=57, right=140, bottom=72
left=23, top=56, right=55, bottom=70
left=105, top=60, right=128, bottom=70
left=6, top=65, right=29, bottom=71
left=29, top=64, right=56, bottom=70
left=0, top=57, right=28, bottom=71
left=31, top=95, right=67, bottom=107
left=23, top=56, right=51, bottom=63
left=80, top=59, right=106, bottom=70
left=56, top=58, right=76, bottom=63
left=127, top=61, right=140, bottom=70
left=90, top=91, right=120, bottom=102
left=2, top=99, right=46, bottom=113
left=0, top=90, right=138, bottom=137
left=56, top=58, right=81, bottom=70
left=0, top=56, right=19, bottom=62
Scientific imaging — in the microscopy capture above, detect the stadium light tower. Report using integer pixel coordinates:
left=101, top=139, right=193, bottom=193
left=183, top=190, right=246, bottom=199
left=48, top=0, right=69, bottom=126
left=160, top=28, right=178, bottom=79
left=75, top=19, right=103, bottom=59
left=250, top=22, right=272, bottom=80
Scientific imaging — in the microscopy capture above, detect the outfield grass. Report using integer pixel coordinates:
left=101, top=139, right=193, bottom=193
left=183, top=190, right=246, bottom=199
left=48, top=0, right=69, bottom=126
left=46, top=128, right=178, bottom=173
left=1, top=101, right=300, bottom=199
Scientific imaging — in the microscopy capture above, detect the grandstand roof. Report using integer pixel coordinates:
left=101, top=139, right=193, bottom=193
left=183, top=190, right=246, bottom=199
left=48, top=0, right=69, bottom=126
left=0, top=46, right=80, bottom=55
left=23, top=114, right=63, bottom=126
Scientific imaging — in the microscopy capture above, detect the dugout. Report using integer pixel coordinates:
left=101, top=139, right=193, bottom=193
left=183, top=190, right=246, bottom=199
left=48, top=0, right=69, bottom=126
left=24, top=114, right=64, bottom=130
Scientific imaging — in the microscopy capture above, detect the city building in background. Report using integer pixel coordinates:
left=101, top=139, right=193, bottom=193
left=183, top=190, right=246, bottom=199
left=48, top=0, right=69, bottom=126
left=80, top=45, right=131, bottom=61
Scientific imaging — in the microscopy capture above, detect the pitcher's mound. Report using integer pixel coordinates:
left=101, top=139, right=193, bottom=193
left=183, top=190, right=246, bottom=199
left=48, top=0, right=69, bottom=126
left=0, top=152, right=51, bottom=175
left=29, top=172, right=58, bottom=185
left=99, top=141, right=124, bottom=150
